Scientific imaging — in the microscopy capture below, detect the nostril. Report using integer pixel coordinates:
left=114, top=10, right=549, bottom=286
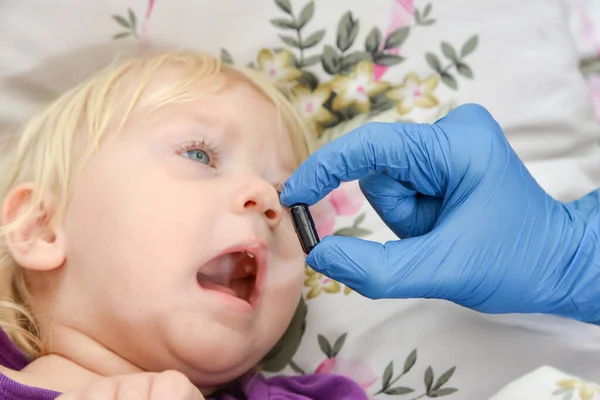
left=264, top=209, right=277, bottom=220
left=244, top=200, right=256, bottom=208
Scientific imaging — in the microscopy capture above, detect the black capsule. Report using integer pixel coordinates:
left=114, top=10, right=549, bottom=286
left=290, top=203, right=320, bottom=254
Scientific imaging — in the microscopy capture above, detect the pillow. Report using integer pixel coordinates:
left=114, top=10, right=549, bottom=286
left=489, top=366, right=600, bottom=399
left=1, top=1, right=600, bottom=399
left=2, top=0, right=600, bottom=202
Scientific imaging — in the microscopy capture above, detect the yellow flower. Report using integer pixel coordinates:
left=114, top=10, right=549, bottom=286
left=257, top=48, right=302, bottom=85
left=556, top=378, right=600, bottom=400
left=386, top=72, right=439, bottom=115
left=291, top=85, right=335, bottom=135
left=327, top=61, right=389, bottom=113
left=304, top=266, right=352, bottom=299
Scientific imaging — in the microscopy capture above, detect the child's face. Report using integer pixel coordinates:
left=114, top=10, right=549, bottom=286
left=57, top=72, right=305, bottom=385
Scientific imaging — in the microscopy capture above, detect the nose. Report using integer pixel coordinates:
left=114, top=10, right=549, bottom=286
left=232, top=177, right=283, bottom=229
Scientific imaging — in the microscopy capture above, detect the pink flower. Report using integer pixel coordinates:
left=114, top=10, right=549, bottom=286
left=309, top=181, right=364, bottom=237
left=316, top=357, right=378, bottom=390
left=374, top=0, right=414, bottom=80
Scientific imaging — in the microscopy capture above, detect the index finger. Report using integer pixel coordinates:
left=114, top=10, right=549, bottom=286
left=280, top=121, right=445, bottom=207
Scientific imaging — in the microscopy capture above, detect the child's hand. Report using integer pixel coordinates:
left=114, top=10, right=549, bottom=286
left=56, top=370, right=205, bottom=400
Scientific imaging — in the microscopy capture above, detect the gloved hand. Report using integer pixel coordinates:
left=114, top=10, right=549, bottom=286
left=281, top=104, right=600, bottom=323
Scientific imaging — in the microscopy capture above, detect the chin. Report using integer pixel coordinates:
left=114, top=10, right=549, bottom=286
left=155, top=320, right=273, bottom=386
left=174, top=344, right=268, bottom=388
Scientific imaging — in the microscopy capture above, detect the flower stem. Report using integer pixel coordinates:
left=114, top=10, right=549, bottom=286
left=409, top=393, right=427, bottom=400
left=374, top=372, right=407, bottom=395
left=296, top=26, right=304, bottom=65
left=426, top=62, right=453, bottom=80
left=289, top=359, right=306, bottom=375
left=387, top=372, right=407, bottom=388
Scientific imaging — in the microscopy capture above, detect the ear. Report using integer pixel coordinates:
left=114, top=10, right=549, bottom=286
left=2, top=183, right=66, bottom=271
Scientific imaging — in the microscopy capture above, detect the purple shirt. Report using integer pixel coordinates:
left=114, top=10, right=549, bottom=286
left=0, top=330, right=367, bottom=399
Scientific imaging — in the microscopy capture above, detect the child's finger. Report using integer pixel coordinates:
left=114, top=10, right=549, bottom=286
left=149, top=370, right=204, bottom=400
left=56, top=377, right=119, bottom=399
left=116, top=373, right=154, bottom=400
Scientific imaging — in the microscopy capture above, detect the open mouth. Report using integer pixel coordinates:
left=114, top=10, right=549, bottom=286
left=196, top=251, right=260, bottom=306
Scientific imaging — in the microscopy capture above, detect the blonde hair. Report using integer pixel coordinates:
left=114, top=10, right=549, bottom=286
left=0, top=50, right=317, bottom=360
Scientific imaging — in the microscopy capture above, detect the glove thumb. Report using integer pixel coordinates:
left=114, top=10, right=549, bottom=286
left=306, top=234, right=448, bottom=300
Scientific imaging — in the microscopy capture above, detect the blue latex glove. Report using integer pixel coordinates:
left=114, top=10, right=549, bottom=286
left=281, top=104, right=600, bottom=323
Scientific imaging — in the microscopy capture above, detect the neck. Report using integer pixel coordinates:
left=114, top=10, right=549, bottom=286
left=18, top=324, right=219, bottom=395
left=21, top=324, right=143, bottom=393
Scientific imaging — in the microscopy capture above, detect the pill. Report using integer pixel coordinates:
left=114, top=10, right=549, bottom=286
left=290, top=203, right=320, bottom=254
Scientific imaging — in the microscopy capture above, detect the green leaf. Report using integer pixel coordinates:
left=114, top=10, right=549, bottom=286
left=423, top=3, right=432, bottom=18
left=414, top=8, right=422, bottom=24
left=429, top=388, right=458, bottom=397
left=289, top=360, right=305, bottom=375
left=441, top=42, right=458, bottom=61
left=271, top=18, right=297, bottom=29
left=261, top=298, right=308, bottom=371
left=336, top=12, right=359, bottom=52
left=128, top=8, right=137, bottom=30
left=297, top=1, right=315, bottom=29
left=370, top=96, right=396, bottom=114
left=332, top=333, right=347, bottom=356
left=279, top=35, right=300, bottom=48
left=112, top=31, right=131, bottom=39
left=441, top=73, right=458, bottom=90
left=246, top=61, right=256, bottom=69
left=302, top=55, right=321, bottom=67
left=291, top=53, right=301, bottom=68
left=220, top=48, right=234, bottom=65
left=425, top=52, right=441, bottom=70
left=384, top=27, right=410, bottom=49
left=432, top=367, right=456, bottom=390
left=382, top=361, right=394, bottom=389
left=353, top=213, right=366, bottom=227
left=365, top=27, right=382, bottom=53
left=461, top=35, right=479, bottom=57
left=302, top=29, right=325, bottom=48
left=374, top=53, right=405, bottom=66
left=422, top=19, right=436, bottom=26
left=340, top=51, right=372, bottom=71
left=297, top=70, right=320, bottom=89
left=403, top=349, right=417, bottom=373
left=333, top=227, right=372, bottom=237
left=456, top=62, right=473, bottom=78
left=385, top=387, right=415, bottom=395
left=348, top=22, right=360, bottom=50
left=317, top=334, right=333, bottom=358
left=274, top=0, right=292, bottom=14
left=322, top=45, right=340, bottom=75
left=424, top=367, right=434, bottom=392
left=112, top=15, right=130, bottom=28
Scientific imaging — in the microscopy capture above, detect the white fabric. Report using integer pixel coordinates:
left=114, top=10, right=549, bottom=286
left=490, top=366, right=600, bottom=400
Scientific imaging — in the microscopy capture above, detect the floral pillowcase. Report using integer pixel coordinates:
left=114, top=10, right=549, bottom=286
left=1, top=0, right=599, bottom=397
left=107, top=1, right=600, bottom=397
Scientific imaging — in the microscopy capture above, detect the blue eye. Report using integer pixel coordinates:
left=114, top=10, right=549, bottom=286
left=182, top=149, right=211, bottom=165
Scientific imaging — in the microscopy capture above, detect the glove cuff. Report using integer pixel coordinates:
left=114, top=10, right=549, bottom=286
left=554, top=203, right=600, bottom=324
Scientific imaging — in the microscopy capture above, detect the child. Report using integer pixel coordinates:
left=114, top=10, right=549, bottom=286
left=0, top=51, right=367, bottom=399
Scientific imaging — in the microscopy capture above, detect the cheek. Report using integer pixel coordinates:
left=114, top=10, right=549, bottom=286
left=262, top=221, right=305, bottom=331
left=62, top=160, right=217, bottom=298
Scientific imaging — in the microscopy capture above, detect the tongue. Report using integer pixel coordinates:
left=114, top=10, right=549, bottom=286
left=197, top=279, right=239, bottom=297
left=230, top=278, right=254, bottom=300
left=197, top=274, right=254, bottom=300
left=196, top=252, right=255, bottom=301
